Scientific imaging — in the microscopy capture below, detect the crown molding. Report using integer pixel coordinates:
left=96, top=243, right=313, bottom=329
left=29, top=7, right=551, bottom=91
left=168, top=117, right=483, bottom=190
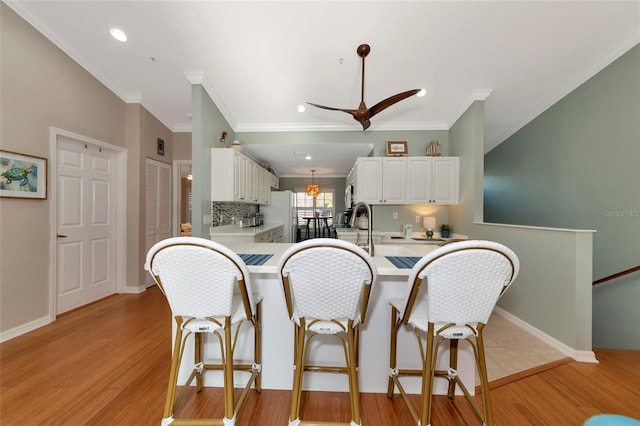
left=184, top=71, right=237, bottom=129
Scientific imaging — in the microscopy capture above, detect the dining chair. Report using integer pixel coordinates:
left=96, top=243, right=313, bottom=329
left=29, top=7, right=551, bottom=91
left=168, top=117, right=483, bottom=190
left=277, top=238, right=377, bottom=426
left=386, top=240, right=520, bottom=426
left=145, top=237, right=262, bottom=426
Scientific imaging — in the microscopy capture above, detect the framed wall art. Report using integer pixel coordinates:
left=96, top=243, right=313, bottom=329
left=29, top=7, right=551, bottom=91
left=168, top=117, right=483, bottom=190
left=0, top=150, right=48, bottom=199
left=386, top=140, right=408, bottom=156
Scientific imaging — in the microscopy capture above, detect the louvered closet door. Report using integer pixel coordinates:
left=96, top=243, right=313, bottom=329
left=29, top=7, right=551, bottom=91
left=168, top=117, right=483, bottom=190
left=145, top=158, right=172, bottom=287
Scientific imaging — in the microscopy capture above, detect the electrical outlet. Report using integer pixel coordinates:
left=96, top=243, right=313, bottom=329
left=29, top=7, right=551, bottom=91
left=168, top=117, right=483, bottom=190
left=415, top=215, right=420, bottom=223
left=392, top=212, right=398, bottom=220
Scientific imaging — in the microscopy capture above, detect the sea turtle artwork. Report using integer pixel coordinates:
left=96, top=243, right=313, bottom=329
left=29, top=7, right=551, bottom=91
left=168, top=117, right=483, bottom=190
left=1, top=166, right=34, bottom=187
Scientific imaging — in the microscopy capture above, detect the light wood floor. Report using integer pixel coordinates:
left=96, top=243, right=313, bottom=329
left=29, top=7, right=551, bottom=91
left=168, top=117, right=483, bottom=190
left=1, top=286, right=639, bottom=425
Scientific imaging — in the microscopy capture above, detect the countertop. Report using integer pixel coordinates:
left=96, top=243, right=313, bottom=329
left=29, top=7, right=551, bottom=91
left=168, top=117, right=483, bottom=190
left=335, top=228, right=467, bottom=245
left=221, top=242, right=440, bottom=276
left=209, top=223, right=283, bottom=236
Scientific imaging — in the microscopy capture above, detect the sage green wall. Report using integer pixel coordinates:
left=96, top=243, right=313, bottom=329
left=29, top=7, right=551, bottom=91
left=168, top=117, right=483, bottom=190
left=449, top=101, right=485, bottom=236
left=484, top=44, right=640, bottom=349
left=239, top=129, right=451, bottom=232
left=191, top=85, right=233, bottom=238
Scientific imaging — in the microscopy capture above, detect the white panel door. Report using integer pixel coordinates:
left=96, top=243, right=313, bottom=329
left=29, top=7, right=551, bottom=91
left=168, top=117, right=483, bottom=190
left=145, top=159, right=172, bottom=287
left=57, top=138, right=117, bottom=314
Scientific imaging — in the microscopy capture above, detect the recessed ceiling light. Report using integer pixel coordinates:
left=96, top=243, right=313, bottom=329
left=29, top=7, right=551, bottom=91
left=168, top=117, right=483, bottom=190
left=305, top=154, right=312, bottom=160
left=297, top=105, right=306, bottom=113
left=417, top=89, right=427, bottom=97
left=110, top=28, right=127, bottom=42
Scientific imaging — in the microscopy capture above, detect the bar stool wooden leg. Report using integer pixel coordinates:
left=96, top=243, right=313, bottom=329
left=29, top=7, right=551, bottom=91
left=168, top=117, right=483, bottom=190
left=421, top=323, right=436, bottom=426
left=347, top=323, right=361, bottom=425
left=387, top=307, right=399, bottom=398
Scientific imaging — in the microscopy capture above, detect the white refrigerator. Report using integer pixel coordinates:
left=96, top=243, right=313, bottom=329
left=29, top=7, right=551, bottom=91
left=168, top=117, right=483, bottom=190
left=261, top=190, right=297, bottom=243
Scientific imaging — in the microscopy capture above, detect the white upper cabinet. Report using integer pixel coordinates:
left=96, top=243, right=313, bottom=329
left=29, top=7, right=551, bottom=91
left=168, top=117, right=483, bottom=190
left=406, top=157, right=459, bottom=204
left=211, top=148, right=277, bottom=204
left=354, top=157, right=407, bottom=204
left=382, top=157, right=407, bottom=204
left=354, top=158, right=383, bottom=204
left=352, top=156, right=459, bottom=205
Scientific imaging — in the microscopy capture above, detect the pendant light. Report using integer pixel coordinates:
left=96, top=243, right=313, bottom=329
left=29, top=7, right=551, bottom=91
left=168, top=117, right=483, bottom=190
left=306, top=169, right=320, bottom=197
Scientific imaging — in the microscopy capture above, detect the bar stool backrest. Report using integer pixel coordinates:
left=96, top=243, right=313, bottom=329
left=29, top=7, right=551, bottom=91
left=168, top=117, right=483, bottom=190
left=278, top=238, right=377, bottom=326
left=145, top=236, right=257, bottom=320
left=402, top=240, right=519, bottom=326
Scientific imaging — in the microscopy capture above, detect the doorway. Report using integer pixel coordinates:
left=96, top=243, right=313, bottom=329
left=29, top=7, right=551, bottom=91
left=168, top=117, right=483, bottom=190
left=172, top=160, right=192, bottom=237
left=49, top=128, right=127, bottom=318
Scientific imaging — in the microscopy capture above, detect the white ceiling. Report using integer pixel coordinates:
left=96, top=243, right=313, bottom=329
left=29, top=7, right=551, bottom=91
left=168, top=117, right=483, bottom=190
left=241, top=142, right=374, bottom=178
left=6, top=1, right=639, bottom=177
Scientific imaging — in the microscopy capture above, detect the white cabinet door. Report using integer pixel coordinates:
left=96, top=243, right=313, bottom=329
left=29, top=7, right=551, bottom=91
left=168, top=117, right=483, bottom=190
left=431, top=157, right=459, bottom=204
left=406, top=157, right=431, bottom=204
left=258, top=167, right=271, bottom=205
left=233, top=153, right=247, bottom=201
left=355, top=157, right=406, bottom=204
left=406, top=157, right=459, bottom=204
left=355, top=158, right=383, bottom=204
left=382, top=157, right=407, bottom=204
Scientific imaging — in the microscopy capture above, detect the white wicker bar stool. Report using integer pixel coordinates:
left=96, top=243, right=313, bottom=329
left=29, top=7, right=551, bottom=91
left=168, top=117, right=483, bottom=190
left=145, top=237, right=262, bottom=426
left=386, top=240, right=519, bottom=426
left=277, top=238, right=377, bottom=426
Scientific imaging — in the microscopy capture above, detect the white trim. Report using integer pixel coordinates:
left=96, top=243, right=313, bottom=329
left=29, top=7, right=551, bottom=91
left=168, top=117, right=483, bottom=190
left=474, top=221, right=596, bottom=234
left=0, top=316, right=51, bottom=343
left=494, top=307, right=599, bottom=364
left=48, top=127, right=128, bottom=322
left=446, top=89, right=493, bottom=129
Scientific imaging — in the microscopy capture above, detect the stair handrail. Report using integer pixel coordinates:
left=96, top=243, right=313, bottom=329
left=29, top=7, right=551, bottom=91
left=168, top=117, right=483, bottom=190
left=593, top=265, right=640, bottom=286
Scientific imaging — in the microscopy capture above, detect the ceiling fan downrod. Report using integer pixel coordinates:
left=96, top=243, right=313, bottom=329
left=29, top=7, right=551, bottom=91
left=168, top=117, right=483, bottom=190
left=307, top=43, right=421, bottom=131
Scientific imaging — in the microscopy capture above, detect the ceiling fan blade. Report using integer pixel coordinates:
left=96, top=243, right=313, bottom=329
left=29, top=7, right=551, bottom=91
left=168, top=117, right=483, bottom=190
left=306, top=102, right=345, bottom=112
left=368, top=89, right=421, bottom=119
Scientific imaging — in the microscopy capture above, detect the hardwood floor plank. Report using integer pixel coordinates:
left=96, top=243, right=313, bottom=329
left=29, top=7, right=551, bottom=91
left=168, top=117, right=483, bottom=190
left=1, top=287, right=639, bottom=425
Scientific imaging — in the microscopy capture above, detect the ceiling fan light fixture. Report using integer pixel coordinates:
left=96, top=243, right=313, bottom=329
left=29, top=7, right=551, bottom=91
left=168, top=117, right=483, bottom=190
left=305, top=154, right=312, bottom=160
left=417, top=89, right=427, bottom=97
left=297, top=104, right=306, bottom=112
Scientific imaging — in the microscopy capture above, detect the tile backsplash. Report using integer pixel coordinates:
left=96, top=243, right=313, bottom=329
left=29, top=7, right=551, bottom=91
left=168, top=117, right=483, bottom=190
left=212, top=202, right=258, bottom=226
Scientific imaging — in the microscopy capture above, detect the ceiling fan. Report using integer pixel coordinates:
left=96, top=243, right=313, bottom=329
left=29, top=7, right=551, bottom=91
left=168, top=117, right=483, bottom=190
left=307, top=43, right=423, bottom=130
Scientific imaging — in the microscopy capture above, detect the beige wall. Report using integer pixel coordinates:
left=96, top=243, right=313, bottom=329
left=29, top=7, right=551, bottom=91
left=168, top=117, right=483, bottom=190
left=173, top=132, right=192, bottom=161
left=0, top=5, right=175, bottom=335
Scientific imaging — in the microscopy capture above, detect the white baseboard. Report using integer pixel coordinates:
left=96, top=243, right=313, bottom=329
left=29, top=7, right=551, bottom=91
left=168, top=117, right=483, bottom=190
left=493, top=307, right=599, bottom=364
left=122, top=285, right=146, bottom=294
left=0, top=315, right=52, bottom=343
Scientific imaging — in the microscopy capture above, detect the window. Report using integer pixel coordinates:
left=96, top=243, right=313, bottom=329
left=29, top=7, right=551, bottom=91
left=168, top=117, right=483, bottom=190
left=295, top=190, right=334, bottom=225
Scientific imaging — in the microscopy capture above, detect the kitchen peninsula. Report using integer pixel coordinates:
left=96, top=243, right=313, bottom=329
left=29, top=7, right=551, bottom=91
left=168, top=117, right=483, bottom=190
left=183, top=239, right=475, bottom=396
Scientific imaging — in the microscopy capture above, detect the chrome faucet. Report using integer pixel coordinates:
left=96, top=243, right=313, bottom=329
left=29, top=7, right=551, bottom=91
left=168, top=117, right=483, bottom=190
left=349, top=201, right=374, bottom=256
